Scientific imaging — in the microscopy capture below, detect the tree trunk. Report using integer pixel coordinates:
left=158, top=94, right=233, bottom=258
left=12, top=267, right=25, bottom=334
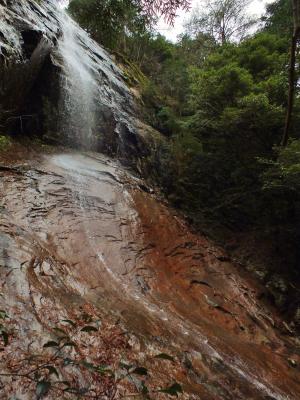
left=282, top=31, right=298, bottom=146
left=221, top=13, right=226, bottom=45
left=282, top=0, right=300, bottom=146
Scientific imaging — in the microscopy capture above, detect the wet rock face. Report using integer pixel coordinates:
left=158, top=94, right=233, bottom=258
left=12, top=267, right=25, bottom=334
left=0, top=150, right=300, bottom=399
left=0, top=0, right=59, bottom=132
left=0, top=0, right=149, bottom=164
left=21, top=29, right=44, bottom=59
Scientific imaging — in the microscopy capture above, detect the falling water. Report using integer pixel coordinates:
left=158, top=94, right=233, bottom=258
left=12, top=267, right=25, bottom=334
left=57, top=11, right=97, bottom=149
left=44, top=0, right=139, bottom=154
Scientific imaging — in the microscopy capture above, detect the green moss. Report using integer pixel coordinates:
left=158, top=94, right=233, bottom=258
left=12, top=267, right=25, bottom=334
left=113, top=51, right=149, bottom=88
left=0, top=135, right=11, bottom=151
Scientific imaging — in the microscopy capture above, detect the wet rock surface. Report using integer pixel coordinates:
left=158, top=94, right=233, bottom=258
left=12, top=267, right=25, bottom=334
left=0, top=1, right=150, bottom=162
left=0, top=0, right=58, bottom=120
left=0, top=151, right=299, bottom=399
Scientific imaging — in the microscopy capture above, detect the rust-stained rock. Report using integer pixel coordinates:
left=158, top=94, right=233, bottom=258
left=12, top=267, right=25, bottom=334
left=0, top=150, right=299, bottom=399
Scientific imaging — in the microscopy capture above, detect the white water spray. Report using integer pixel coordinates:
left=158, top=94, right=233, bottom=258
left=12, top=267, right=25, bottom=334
left=57, top=11, right=97, bottom=148
left=47, top=0, right=137, bottom=152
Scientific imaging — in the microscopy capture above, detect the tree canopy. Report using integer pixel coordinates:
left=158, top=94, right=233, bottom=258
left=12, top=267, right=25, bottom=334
left=68, top=0, right=151, bottom=49
left=184, top=0, right=256, bottom=44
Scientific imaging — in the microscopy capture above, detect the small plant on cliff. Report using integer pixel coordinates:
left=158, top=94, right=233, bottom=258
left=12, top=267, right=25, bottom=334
left=0, top=308, right=9, bottom=347
left=0, top=313, right=183, bottom=399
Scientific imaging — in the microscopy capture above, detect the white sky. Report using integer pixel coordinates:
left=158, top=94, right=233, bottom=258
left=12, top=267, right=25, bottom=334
left=157, top=0, right=275, bottom=42
left=60, top=0, right=70, bottom=8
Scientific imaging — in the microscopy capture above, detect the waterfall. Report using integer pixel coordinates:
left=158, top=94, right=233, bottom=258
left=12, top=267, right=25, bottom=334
left=35, top=0, right=140, bottom=156
left=52, top=3, right=137, bottom=153
left=57, top=11, right=97, bottom=149
left=2, top=0, right=142, bottom=160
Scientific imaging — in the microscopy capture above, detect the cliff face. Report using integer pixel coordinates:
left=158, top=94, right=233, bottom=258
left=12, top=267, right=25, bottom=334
left=0, top=0, right=57, bottom=125
left=0, top=0, right=153, bottom=163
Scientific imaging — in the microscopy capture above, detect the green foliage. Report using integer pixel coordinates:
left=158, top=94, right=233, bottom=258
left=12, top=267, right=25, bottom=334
left=0, top=329, right=9, bottom=346
left=262, top=0, right=293, bottom=36
left=261, top=140, right=300, bottom=194
left=36, top=380, right=51, bottom=399
left=132, top=366, right=148, bottom=375
left=154, top=353, right=175, bottom=361
left=0, top=308, right=9, bottom=347
left=145, top=30, right=286, bottom=230
left=189, top=62, right=254, bottom=112
left=155, top=107, right=179, bottom=135
left=61, top=319, right=76, bottom=327
left=136, top=34, right=192, bottom=131
left=80, top=325, right=98, bottom=332
left=43, top=340, right=59, bottom=348
left=69, top=0, right=151, bottom=51
left=237, top=33, right=288, bottom=79
left=159, top=382, right=183, bottom=396
left=2, top=313, right=184, bottom=398
left=137, top=33, right=174, bottom=75
left=177, top=33, right=217, bottom=68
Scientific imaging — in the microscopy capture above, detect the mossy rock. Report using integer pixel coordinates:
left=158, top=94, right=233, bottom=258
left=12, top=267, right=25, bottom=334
left=112, top=51, right=149, bottom=88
